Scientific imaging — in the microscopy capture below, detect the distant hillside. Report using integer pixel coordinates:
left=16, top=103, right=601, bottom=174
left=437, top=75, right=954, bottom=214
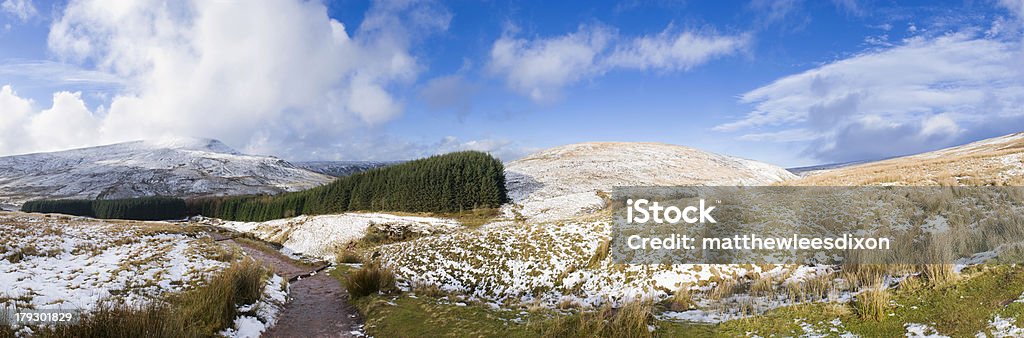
left=793, top=132, right=1024, bottom=186
left=505, top=142, right=798, bottom=221
left=0, top=138, right=333, bottom=204
left=293, top=160, right=401, bottom=177
left=786, top=159, right=874, bottom=177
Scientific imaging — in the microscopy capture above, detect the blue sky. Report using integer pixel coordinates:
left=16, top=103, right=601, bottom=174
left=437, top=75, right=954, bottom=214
left=0, top=0, right=1022, bottom=167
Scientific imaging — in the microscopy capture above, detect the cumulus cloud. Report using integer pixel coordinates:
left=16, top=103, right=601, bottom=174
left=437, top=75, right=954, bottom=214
left=488, top=25, right=614, bottom=102
left=1, top=0, right=36, bottom=21
left=715, top=32, right=1024, bottom=162
left=488, top=24, right=749, bottom=102
left=0, top=0, right=448, bottom=158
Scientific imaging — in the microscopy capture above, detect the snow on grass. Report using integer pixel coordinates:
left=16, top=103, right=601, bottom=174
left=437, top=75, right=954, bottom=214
left=904, top=323, right=948, bottom=337
left=504, top=142, right=796, bottom=221
left=0, top=214, right=229, bottom=312
left=375, top=219, right=802, bottom=310
left=220, top=213, right=461, bottom=260
left=983, top=315, right=1024, bottom=338
left=221, top=273, right=288, bottom=338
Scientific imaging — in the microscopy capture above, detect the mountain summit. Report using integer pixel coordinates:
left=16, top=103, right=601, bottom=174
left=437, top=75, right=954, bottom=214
left=0, top=138, right=333, bottom=204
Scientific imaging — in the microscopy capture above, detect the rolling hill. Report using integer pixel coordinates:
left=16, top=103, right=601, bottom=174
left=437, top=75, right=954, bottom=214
left=504, top=142, right=798, bottom=220
left=793, top=132, right=1024, bottom=186
left=0, top=138, right=333, bottom=204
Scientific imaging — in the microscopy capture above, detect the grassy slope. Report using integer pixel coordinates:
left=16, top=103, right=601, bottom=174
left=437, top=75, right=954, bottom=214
left=329, top=266, right=542, bottom=337
left=659, top=265, right=1024, bottom=337
left=327, top=260, right=1024, bottom=337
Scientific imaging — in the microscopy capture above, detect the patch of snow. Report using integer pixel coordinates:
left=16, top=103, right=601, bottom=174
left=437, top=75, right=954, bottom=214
left=985, top=315, right=1024, bottom=338
left=221, top=273, right=288, bottom=338
left=905, top=323, right=948, bottom=337
left=220, top=213, right=461, bottom=260
left=0, top=215, right=228, bottom=312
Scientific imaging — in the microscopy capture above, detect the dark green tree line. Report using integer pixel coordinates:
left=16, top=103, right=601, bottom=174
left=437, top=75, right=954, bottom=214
left=187, top=151, right=508, bottom=221
left=22, top=197, right=187, bottom=221
left=23, top=151, right=507, bottom=222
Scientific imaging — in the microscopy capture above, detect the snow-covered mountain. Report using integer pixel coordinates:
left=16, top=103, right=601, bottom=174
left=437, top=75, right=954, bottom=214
left=293, top=160, right=401, bottom=177
left=0, top=138, right=333, bottom=204
left=505, top=142, right=798, bottom=221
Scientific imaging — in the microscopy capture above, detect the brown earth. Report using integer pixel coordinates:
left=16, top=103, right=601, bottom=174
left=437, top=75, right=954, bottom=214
left=224, top=237, right=364, bottom=337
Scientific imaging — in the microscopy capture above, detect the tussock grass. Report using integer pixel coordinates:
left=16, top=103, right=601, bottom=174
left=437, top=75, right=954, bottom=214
left=707, top=278, right=742, bottom=301
left=412, top=282, right=446, bottom=298
left=538, top=300, right=654, bottom=338
left=587, top=239, right=611, bottom=269
left=25, top=259, right=268, bottom=337
left=852, top=282, right=890, bottom=321
left=749, top=274, right=774, bottom=297
left=346, top=261, right=397, bottom=298
left=334, top=248, right=363, bottom=264
left=668, top=284, right=695, bottom=311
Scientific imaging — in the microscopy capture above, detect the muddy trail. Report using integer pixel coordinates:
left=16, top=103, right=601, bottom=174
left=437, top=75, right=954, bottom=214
left=211, top=231, right=365, bottom=337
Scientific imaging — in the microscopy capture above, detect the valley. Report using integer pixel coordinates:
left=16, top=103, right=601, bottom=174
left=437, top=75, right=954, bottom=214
left=4, top=133, right=1024, bottom=337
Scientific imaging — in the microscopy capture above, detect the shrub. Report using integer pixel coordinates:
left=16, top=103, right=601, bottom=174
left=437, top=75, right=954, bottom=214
left=346, top=261, right=396, bottom=298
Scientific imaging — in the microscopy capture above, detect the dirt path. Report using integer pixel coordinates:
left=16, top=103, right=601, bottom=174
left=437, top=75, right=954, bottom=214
left=225, top=238, right=365, bottom=337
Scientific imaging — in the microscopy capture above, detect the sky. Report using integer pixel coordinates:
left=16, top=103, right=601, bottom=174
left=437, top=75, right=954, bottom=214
left=0, top=0, right=1022, bottom=167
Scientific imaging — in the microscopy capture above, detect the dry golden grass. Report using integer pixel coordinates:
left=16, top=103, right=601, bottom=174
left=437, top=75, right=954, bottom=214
left=790, top=133, right=1024, bottom=186
left=668, top=284, right=695, bottom=311
left=852, top=282, right=890, bottom=321
left=538, top=300, right=654, bottom=338
left=17, top=259, right=269, bottom=338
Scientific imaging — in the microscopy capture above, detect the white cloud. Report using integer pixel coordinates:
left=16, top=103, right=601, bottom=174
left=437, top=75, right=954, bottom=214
left=830, top=0, right=865, bottom=16
left=715, top=32, right=1024, bottom=162
left=27, top=91, right=101, bottom=153
left=489, top=25, right=614, bottom=102
left=0, top=85, right=33, bottom=153
left=433, top=136, right=536, bottom=161
left=0, top=86, right=102, bottom=154
left=749, top=0, right=802, bottom=25
left=1, top=0, right=36, bottom=22
left=0, top=0, right=449, bottom=158
left=488, top=24, right=749, bottom=102
left=608, top=29, right=751, bottom=71
left=0, top=60, right=124, bottom=88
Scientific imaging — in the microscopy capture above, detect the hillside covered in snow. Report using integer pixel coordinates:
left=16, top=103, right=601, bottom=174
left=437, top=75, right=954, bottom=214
left=504, top=142, right=798, bottom=221
left=0, top=138, right=333, bottom=205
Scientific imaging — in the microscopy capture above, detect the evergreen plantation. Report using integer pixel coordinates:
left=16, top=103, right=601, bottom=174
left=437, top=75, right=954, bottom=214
left=21, top=197, right=187, bottom=221
left=21, top=151, right=508, bottom=222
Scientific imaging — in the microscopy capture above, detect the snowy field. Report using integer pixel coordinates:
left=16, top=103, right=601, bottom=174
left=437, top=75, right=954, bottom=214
left=0, top=213, right=231, bottom=311
left=218, top=213, right=462, bottom=260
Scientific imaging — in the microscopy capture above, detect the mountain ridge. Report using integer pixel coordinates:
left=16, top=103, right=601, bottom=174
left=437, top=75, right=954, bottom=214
left=0, top=138, right=333, bottom=204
